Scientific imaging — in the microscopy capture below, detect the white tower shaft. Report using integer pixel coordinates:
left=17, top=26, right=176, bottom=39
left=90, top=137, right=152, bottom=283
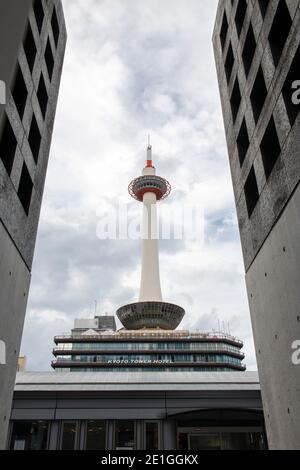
left=139, top=148, right=162, bottom=302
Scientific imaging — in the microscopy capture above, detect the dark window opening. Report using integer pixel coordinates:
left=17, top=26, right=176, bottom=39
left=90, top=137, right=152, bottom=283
left=242, top=23, right=256, bottom=78
left=18, top=162, right=33, bottom=216
left=260, top=116, right=281, bottom=179
left=268, top=0, right=292, bottom=66
left=244, top=166, right=259, bottom=217
left=250, top=66, right=267, bottom=123
left=37, top=73, right=48, bottom=119
left=237, top=118, right=249, bottom=166
left=51, top=7, right=60, bottom=47
left=0, top=115, right=17, bottom=176
left=230, top=78, right=241, bottom=123
left=45, top=39, right=54, bottom=81
left=9, top=421, right=49, bottom=450
left=12, top=65, right=27, bottom=120
left=258, top=0, right=270, bottom=19
left=225, top=42, right=234, bottom=84
left=220, top=11, right=229, bottom=51
left=33, top=0, right=44, bottom=33
left=282, top=45, right=300, bottom=126
left=235, top=0, right=247, bottom=38
left=28, top=114, right=41, bottom=163
left=23, top=23, right=37, bottom=72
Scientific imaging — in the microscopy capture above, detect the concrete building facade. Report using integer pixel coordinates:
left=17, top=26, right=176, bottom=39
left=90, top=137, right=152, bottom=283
left=0, top=0, right=66, bottom=449
left=213, top=0, right=300, bottom=449
left=7, top=371, right=267, bottom=450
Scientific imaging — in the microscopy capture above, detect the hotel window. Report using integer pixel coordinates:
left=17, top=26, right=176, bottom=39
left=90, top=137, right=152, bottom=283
left=28, top=113, right=41, bottom=163
left=258, top=0, right=269, bottom=19
left=115, top=420, right=135, bottom=450
left=225, top=42, right=234, bottom=84
left=60, top=421, right=78, bottom=450
left=242, top=22, right=256, bottom=78
left=145, top=421, right=160, bottom=450
left=10, top=421, right=49, bottom=450
left=85, top=420, right=107, bottom=450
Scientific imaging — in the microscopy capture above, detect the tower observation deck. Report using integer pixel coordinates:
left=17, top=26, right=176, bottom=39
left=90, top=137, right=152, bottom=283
left=117, top=144, right=185, bottom=330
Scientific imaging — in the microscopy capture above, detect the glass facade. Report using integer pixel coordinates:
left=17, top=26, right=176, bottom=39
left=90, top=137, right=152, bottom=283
left=10, top=421, right=49, bottom=450
left=86, top=420, right=106, bottom=450
left=9, top=419, right=266, bottom=450
left=56, top=341, right=241, bottom=354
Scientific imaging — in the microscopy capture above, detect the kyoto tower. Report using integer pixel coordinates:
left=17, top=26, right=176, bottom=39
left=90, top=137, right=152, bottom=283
left=117, top=142, right=185, bottom=330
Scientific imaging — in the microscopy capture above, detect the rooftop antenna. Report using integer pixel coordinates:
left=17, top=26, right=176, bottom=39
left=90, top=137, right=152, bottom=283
left=94, top=300, right=97, bottom=317
left=146, top=134, right=153, bottom=167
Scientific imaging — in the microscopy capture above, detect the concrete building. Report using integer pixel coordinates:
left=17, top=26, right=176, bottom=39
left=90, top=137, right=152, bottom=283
left=52, top=315, right=246, bottom=372
left=17, top=357, right=27, bottom=373
left=7, top=371, right=267, bottom=450
left=213, top=0, right=300, bottom=449
left=0, top=0, right=66, bottom=449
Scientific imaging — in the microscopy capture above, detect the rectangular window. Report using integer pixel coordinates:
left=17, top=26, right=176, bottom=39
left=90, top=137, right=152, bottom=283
left=18, top=162, right=33, bottom=216
left=61, top=421, right=78, bottom=450
left=12, top=65, right=28, bottom=120
left=260, top=116, right=281, bottom=179
left=0, top=115, right=17, bottom=176
left=244, top=166, right=259, bottom=217
left=237, top=118, right=249, bottom=166
left=268, top=0, right=292, bottom=66
left=37, top=73, right=48, bottom=119
left=33, top=0, right=44, bottom=33
left=85, top=420, right=106, bottom=450
left=242, top=22, right=256, bottom=78
left=115, top=420, right=135, bottom=450
left=51, top=7, right=60, bottom=47
left=225, top=42, right=234, bottom=84
left=250, top=66, right=267, bottom=123
left=145, top=422, right=160, bottom=450
left=230, top=78, right=241, bottom=123
left=23, top=23, right=37, bottom=73
left=235, top=0, right=247, bottom=38
left=28, top=113, right=41, bottom=163
left=282, top=45, right=300, bottom=126
left=45, top=38, right=54, bottom=81
left=220, top=11, right=229, bottom=51
left=10, top=421, right=49, bottom=450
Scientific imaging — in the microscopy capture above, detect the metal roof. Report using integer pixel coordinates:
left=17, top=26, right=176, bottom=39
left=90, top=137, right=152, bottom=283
left=15, top=371, right=260, bottom=392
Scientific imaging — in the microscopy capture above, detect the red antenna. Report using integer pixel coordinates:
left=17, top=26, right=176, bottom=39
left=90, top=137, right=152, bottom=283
left=147, top=134, right=153, bottom=167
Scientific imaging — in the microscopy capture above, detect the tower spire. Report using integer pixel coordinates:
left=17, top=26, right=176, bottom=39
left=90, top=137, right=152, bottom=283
left=146, top=134, right=153, bottom=167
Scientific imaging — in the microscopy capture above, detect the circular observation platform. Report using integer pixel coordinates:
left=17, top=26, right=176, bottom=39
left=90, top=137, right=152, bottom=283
left=116, top=301, right=185, bottom=330
left=129, top=175, right=171, bottom=202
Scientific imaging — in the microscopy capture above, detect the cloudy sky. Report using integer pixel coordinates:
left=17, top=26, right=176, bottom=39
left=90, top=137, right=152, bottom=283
left=20, top=0, right=257, bottom=370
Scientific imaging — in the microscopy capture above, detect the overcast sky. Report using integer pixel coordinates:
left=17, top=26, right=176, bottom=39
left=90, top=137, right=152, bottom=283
left=20, top=0, right=257, bottom=371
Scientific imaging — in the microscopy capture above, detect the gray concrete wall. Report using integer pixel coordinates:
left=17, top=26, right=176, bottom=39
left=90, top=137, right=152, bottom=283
left=246, top=183, right=300, bottom=449
left=213, top=0, right=300, bottom=449
left=0, top=222, right=31, bottom=449
left=0, top=0, right=66, bottom=449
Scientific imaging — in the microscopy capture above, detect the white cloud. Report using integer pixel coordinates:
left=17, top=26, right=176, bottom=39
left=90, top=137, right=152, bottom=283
left=20, top=0, right=257, bottom=371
